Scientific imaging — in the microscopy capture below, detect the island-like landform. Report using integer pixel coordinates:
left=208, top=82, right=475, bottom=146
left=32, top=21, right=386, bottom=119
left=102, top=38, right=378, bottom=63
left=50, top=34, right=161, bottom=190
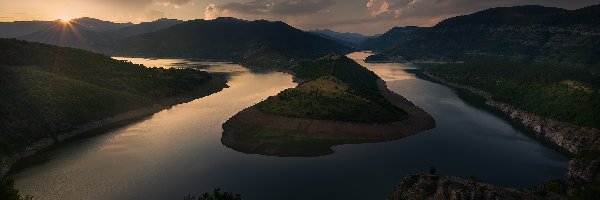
left=221, top=54, right=435, bottom=156
left=0, top=38, right=228, bottom=177
left=359, top=5, right=600, bottom=200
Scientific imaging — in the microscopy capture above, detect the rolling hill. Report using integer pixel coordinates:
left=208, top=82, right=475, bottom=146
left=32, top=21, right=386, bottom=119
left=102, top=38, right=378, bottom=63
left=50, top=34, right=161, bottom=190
left=105, top=17, right=354, bottom=69
left=364, top=5, right=600, bottom=72
left=0, top=38, right=227, bottom=162
left=310, top=29, right=371, bottom=48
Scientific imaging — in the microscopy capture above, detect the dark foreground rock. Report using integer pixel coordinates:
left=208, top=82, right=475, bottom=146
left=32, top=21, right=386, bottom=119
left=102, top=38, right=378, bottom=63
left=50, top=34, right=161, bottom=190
left=388, top=173, right=567, bottom=200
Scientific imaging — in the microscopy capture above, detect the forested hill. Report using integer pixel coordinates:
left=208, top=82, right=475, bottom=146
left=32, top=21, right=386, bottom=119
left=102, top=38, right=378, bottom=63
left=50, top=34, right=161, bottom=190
left=365, top=5, right=600, bottom=72
left=427, top=60, right=600, bottom=128
left=105, top=17, right=354, bottom=69
left=360, top=26, right=426, bottom=52
left=256, top=54, right=407, bottom=123
left=0, top=38, right=227, bottom=157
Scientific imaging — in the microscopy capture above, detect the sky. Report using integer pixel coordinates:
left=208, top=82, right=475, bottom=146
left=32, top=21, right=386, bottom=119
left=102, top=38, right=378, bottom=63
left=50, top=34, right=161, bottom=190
left=0, top=0, right=599, bottom=35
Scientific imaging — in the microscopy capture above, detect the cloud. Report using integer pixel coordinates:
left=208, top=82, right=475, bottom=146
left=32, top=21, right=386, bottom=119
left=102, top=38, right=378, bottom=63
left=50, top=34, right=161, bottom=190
left=154, top=0, right=194, bottom=8
left=205, top=4, right=220, bottom=20
left=146, top=10, right=166, bottom=20
left=365, top=0, right=600, bottom=20
left=209, top=0, right=334, bottom=16
left=96, top=0, right=193, bottom=8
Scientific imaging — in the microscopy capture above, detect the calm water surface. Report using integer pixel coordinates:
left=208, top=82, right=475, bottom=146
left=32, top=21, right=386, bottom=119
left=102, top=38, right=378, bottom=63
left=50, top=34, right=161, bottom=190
left=11, top=53, right=569, bottom=200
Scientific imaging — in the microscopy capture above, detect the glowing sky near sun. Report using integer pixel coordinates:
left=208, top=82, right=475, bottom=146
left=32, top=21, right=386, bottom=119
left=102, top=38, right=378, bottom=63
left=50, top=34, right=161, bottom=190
left=0, top=0, right=598, bottom=35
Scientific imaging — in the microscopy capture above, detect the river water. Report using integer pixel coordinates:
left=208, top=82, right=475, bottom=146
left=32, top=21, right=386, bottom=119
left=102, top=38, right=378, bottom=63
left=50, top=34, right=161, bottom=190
left=10, top=52, right=568, bottom=200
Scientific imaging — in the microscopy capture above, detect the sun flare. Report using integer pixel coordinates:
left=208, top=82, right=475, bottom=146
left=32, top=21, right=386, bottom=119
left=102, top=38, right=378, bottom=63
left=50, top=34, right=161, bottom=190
left=59, top=17, right=72, bottom=23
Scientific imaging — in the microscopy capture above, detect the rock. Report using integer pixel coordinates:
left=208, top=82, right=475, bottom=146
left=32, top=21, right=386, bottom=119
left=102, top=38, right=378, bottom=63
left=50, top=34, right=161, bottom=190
left=388, top=173, right=566, bottom=200
left=568, top=159, right=600, bottom=182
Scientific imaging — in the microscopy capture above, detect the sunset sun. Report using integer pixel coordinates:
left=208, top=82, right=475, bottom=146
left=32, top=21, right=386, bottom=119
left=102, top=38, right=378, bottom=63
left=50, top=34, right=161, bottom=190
left=59, top=17, right=72, bottom=23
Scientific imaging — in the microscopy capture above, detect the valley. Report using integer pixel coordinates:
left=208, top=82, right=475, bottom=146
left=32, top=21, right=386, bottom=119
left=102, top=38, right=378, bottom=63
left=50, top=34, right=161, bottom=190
left=1, top=2, right=599, bottom=200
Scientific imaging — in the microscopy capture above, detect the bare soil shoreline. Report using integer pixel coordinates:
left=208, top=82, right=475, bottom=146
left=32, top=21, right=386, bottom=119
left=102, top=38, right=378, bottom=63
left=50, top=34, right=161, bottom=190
left=221, top=79, right=436, bottom=156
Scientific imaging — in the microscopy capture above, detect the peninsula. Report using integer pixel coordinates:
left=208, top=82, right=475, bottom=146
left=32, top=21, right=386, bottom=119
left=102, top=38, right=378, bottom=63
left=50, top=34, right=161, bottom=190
left=222, top=54, right=435, bottom=156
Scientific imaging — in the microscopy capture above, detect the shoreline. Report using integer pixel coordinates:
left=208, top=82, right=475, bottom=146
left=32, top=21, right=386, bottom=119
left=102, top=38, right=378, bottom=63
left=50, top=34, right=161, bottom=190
left=423, top=71, right=599, bottom=182
left=1, top=77, right=229, bottom=178
left=221, top=78, right=436, bottom=156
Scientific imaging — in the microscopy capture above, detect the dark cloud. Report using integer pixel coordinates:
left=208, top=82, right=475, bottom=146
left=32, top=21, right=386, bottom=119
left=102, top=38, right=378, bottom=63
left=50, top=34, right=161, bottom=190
left=146, top=10, right=166, bottom=20
left=216, top=0, right=334, bottom=16
left=98, top=0, right=193, bottom=8
left=366, top=0, right=600, bottom=20
left=202, top=0, right=598, bottom=34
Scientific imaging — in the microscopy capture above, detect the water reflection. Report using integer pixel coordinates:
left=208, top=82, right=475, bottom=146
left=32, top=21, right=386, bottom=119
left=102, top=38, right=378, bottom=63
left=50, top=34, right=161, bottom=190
left=11, top=55, right=569, bottom=200
left=347, top=52, right=418, bottom=81
left=112, top=57, right=247, bottom=74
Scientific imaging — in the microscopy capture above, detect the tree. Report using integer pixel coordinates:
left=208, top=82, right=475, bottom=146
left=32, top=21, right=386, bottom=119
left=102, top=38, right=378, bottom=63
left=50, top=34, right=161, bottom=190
left=429, top=166, right=437, bottom=175
left=184, top=188, right=241, bottom=200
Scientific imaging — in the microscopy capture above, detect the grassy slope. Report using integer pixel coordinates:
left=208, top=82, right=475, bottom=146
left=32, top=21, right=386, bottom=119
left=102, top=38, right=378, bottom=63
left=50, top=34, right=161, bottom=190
left=256, top=54, right=407, bottom=123
left=0, top=39, right=227, bottom=155
left=0, top=66, right=154, bottom=154
left=427, top=60, right=600, bottom=128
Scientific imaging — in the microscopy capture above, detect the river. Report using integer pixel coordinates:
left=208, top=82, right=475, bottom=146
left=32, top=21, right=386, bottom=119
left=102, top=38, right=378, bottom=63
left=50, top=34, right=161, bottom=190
left=10, top=52, right=569, bottom=200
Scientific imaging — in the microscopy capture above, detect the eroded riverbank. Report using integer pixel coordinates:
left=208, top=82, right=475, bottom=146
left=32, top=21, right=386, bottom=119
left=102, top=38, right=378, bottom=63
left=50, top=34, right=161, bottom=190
left=221, top=79, right=435, bottom=156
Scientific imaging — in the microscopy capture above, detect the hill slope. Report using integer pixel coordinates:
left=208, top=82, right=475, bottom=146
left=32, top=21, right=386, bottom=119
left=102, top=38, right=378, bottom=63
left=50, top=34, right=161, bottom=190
left=366, top=5, right=600, bottom=71
left=0, top=39, right=227, bottom=163
left=257, top=54, right=407, bottom=122
left=106, top=18, right=354, bottom=69
left=310, top=29, right=370, bottom=48
left=222, top=54, right=434, bottom=156
left=0, top=21, right=56, bottom=38
left=107, top=18, right=183, bottom=38
left=360, top=26, right=426, bottom=52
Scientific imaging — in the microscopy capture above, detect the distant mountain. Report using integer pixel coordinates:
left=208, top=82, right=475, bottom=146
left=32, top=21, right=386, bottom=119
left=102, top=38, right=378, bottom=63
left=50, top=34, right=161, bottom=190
left=366, top=5, right=600, bottom=71
left=0, top=18, right=133, bottom=39
left=0, top=21, right=55, bottom=38
left=69, top=17, right=133, bottom=31
left=360, top=26, right=426, bottom=51
left=310, top=29, right=370, bottom=47
left=15, top=18, right=181, bottom=51
left=18, top=21, right=118, bottom=50
left=107, top=18, right=183, bottom=38
left=106, top=17, right=354, bottom=69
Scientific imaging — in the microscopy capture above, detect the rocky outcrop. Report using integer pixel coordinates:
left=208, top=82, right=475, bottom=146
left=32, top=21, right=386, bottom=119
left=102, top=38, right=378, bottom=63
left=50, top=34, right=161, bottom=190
left=424, top=71, right=600, bottom=186
left=424, top=71, right=599, bottom=156
left=388, top=173, right=566, bottom=200
left=568, top=159, right=600, bottom=182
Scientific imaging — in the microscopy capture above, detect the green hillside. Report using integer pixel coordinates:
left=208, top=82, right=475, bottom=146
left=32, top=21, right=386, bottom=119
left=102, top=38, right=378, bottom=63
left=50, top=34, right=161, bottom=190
left=106, top=18, right=354, bottom=69
left=256, top=54, right=407, bottom=123
left=365, top=5, right=600, bottom=72
left=0, top=39, right=227, bottom=155
left=427, top=60, right=600, bottom=128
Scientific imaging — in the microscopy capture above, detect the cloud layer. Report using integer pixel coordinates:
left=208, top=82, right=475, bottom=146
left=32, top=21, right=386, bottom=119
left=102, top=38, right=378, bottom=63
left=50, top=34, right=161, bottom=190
left=201, top=0, right=599, bottom=34
left=1, top=0, right=599, bottom=35
left=206, top=0, right=334, bottom=18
